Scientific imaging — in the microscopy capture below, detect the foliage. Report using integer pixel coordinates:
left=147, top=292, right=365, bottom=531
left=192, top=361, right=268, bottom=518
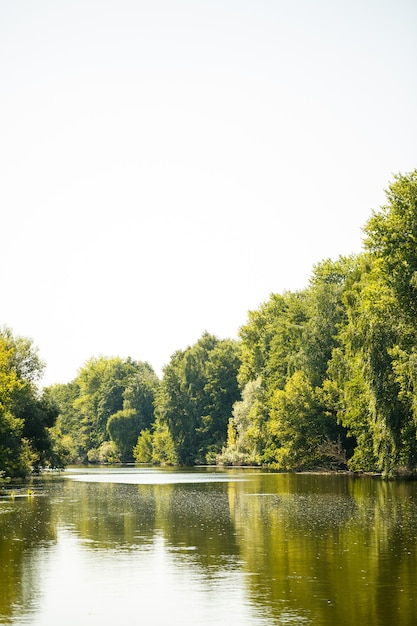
left=150, top=418, right=177, bottom=465
left=217, top=378, right=263, bottom=466
left=332, top=170, right=417, bottom=475
left=74, top=357, right=131, bottom=452
left=0, top=328, right=58, bottom=478
left=87, top=441, right=120, bottom=464
left=156, top=333, right=241, bottom=465
left=107, top=362, right=160, bottom=461
left=107, top=409, right=140, bottom=462
left=3, top=171, right=417, bottom=476
left=133, top=428, right=153, bottom=463
left=48, top=358, right=159, bottom=464
left=47, top=382, right=84, bottom=463
left=267, top=371, right=343, bottom=470
left=221, top=256, right=353, bottom=470
left=364, top=170, right=417, bottom=316
left=219, top=170, right=417, bottom=476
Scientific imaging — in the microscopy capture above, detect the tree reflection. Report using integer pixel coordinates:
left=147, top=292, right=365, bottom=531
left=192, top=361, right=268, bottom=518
left=227, top=473, right=417, bottom=625
left=0, top=492, right=56, bottom=622
left=2, top=472, right=417, bottom=625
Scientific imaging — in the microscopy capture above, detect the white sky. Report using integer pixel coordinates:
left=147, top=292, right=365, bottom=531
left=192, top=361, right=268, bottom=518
left=1, top=0, right=416, bottom=387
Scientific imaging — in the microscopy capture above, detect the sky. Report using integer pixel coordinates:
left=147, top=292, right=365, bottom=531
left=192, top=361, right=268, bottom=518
left=1, top=0, right=416, bottom=387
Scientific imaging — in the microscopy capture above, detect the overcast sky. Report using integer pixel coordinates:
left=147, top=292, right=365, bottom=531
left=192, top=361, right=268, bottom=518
left=1, top=0, right=416, bottom=386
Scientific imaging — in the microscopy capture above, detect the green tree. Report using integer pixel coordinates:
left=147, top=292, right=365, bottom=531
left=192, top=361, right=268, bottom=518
left=0, top=328, right=56, bottom=477
left=198, top=339, right=241, bottom=462
left=133, top=428, right=153, bottom=463
left=238, top=291, right=309, bottom=392
left=53, top=358, right=160, bottom=462
left=331, top=170, right=417, bottom=475
left=156, top=333, right=241, bottom=465
left=47, top=381, right=84, bottom=463
left=107, top=408, right=141, bottom=462
left=122, top=362, right=159, bottom=431
left=364, top=170, right=417, bottom=316
left=304, top=256, right=356, bottom=385
left=217, top=378, right=264, bottom=466
left=231, top=268, right=351, bottom=469
left=74, top=357, right=143, bottom=454
left=151, top=419, right=177, bottom=465
left=107, top=362, right=159, bottom=462
left=267, top=371, right=344, bottom=470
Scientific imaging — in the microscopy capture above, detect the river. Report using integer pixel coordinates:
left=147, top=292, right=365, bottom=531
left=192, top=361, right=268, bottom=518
left=1, top=467, right=417, bottom=625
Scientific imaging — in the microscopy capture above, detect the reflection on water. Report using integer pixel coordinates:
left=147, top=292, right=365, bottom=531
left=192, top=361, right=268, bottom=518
left=1, top=469, right=417, bottom=625
left=66, top=465, right=247, bottom=484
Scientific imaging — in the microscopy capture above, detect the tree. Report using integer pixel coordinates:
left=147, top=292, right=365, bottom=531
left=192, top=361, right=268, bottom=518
left=73, top=357, right=152, bottom=456
left=133, top=428, right=153, bottom=463
left=106, top=362, right=159, bottom=462
left=304, top=256, right=356, bottom=386
left=74, top=357, right=129, bottom=451
left=332, top=170, right=417, bottom=475
left=122, top=362, right=159, bottom=432
left=238, top=291, right=309, bottom=391
left=47, top=382, right=84, bottom=463
left=150, top=418, right=177, bottom=465
left=364, top=170, right=417, bottom=316
left=51, top=357, right=159, bottom=463
left=230, top=271, right=351, bottom=470
left=267, top=371, right=344, bottom=470
left=107, top=409, right=139, bottom=461
left=0, top=328, right=57, bottom=477
left=198, top=339, right=241, bottom=462
left=217, top=378, right=264, bottom=466
left=156, top=333, right=241, bottom=465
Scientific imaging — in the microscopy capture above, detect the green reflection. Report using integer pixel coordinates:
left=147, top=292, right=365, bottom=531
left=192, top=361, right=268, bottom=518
left=52, top=480, right=158, bottom=547
left=1, top=471, right=417, bottom=625
left=228, top=473, right=417, bottom=625
left=0, top=492, right=56, bottom=622
left=153, top=482, right=241, bottom=571
left=51, top=477, right=242, bottom=571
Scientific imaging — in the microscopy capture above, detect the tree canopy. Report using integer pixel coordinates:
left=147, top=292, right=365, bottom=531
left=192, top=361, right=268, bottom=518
left=153, top=333, right=241, bottom=465
left=48, top=357, right=160, bottom=465
left=2, top=170, right=417, bottom=479
left=0, top=327, right=58, bottom=479
left=219, top=169, right=417, bottom=477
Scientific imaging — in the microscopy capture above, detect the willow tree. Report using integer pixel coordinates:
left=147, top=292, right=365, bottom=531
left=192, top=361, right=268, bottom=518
left=359, top=170, right=417, bottom=474
left=225, top=259, right=353, bottom=470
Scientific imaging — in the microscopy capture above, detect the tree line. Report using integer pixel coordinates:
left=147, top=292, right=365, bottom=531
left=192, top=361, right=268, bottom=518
left=1, top=170, right=417, bottom=480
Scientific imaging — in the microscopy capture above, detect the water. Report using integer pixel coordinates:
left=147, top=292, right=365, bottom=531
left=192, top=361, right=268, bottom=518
left=1, top=467, right=417, bottom=625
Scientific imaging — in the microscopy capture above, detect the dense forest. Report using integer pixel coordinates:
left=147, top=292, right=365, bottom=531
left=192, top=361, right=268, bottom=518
left=1, top=170, right=417, bottom=481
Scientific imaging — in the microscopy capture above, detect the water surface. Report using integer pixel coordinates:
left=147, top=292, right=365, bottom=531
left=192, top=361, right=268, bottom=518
left=1, top=467, right=417, bottom=625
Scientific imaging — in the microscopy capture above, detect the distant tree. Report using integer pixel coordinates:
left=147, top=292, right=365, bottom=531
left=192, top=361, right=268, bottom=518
left=267, top=371, right=343, bottom=470
left=221, top=256, right=355, bottom=470
left=47, top=382, right=84, bottom=463
left=107, top=362, right=159, bottom=461
left=198, top=338, right=241, bottom=462
left=73, top=357, right=147, bottom=455
left=331, top=170, right=417, bottom=475
left=149, top=418, right=177, bottom=465
left=0, top=327, right=58, bottom=477
left=364, top=170, right=417, bottom=316
left=156, top=333, right=241, bottom=465
left=46, top=358, right=159, bottom=464
left=122, top=362, right=159, bottom=432
left=133, top=428, right=153, bottom=463
left=217, top=378, right=263, bottom=466
left=74, top=357, right=129, bottom=451
left=107, top=408, right=141, bottom=462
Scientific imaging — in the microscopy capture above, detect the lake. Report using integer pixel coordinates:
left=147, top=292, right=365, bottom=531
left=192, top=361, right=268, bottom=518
left=1, top=467, right=417, bottom=625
